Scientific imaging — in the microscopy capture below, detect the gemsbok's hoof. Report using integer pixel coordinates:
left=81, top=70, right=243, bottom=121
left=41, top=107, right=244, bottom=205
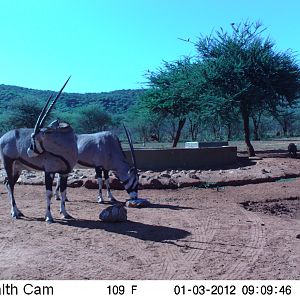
left=63, top=213, right=74, bottom=220
left=11, top=214, right=20, bottom=219
left=97, top=196, right=105, bottom=204
left=45, top=216, right=54, bottom=224
left=11, top=209, right=24, bottom=219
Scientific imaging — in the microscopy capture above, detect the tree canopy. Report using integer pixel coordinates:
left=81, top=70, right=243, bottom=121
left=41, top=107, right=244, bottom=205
left=1, top=20, right=300, bottom=150
left=195, top=21, right=300, bottom=155
left=60, top=104, right=113, bottom=134
left=142, top=58, right=204, bottom=146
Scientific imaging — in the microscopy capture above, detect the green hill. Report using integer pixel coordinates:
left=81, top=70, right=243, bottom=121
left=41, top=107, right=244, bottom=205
left=0, top=84, right=142, bottom=114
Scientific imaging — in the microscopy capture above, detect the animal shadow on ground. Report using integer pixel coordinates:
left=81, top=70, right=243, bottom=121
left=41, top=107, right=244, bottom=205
left=148, top=203, right=195, bottom=210
left=92, top=200, right=195, bottom=211
left=89, top=199, right=195, bottom=211
left=56, top=218, right=191, bottom=242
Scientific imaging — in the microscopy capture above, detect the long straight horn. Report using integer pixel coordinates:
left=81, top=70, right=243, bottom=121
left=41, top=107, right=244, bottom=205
left=39, top=76, right=71, bottom=128
left=33, top=93, right=54, bottom=134
left=123, top=125, right=137, bottom=170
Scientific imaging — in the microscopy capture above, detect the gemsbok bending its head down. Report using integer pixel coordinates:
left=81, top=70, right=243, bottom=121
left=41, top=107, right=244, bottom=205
left=0, top=77, right=78, bottom=223
left=56, top=126, right=139, bottom=203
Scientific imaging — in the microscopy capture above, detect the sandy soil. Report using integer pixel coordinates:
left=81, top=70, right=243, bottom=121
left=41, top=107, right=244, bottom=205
left=0, top=155, right=300, bottom=280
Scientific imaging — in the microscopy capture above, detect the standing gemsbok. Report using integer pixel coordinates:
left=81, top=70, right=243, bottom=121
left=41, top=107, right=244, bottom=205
left=0, top=77, right=78, bottom=223
left=56, top=127, right=139, bottom=203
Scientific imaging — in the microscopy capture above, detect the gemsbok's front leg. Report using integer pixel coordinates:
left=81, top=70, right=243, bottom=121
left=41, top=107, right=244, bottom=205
left=95, top=166, right=105, bottom=203
left=45, top=172, right=55, bottom=223
left=58, top=174, right=73, bottom=219
left=103, top=169, right=117, bottom=202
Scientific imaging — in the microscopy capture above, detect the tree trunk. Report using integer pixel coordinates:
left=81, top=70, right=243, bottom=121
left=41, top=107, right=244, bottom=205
left=212, top=125, right=217, bottom=140
left=189, top=123, right=198, bottom=141
left=242, top=110, right=255, bottom=156
left=282, top=119, right=288, bottom=137
left=252, top=116, right=259, bottom=141
left=251, top=115, right=261, bottom=141
left=172, top=118, right=186, bottom=147
left=226, top=123, right=232, bottom=141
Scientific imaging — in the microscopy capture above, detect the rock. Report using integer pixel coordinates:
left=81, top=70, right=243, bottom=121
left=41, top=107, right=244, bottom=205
left=176, top=177, right=202, bottom=188
left=159, top=173, right=171, bottom=178
left=179, top=170, right=188, bottom=175
left=144, top=170, right=154, bottom=175
left=159, top=177, right=177, bottom=189
left=83, top=178, right=123, bottom=190
left=26, top=174, right=37, bottom=179
left=189, top=173, right=200, bottom=179
left=171, top=173, right=181, bottom=179
left=126, top=198, right=151, bottom=208
left=67, top=179, right=84, bottom=188
left=189, top=170, right=197, bottom=174
left=139, top=177, right=163, bottom=189
left=139, top=177, right=177, bottom=189
left=109, top=177, right=124, bottom=190
left=99, top=204, right=127, bottom=222
left=84, top=179, right=98, bottom=189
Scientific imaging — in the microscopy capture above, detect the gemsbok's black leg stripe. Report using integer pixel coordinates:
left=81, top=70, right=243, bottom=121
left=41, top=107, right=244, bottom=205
left=59, top=175, right=68, bottom=193
left=95, top=166, right=103, bottom=178
left=45, top=172, right=54, bottom=191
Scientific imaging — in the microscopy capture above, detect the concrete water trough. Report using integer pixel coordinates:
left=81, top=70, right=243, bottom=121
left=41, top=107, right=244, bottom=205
left=185, top=141, right=229, bottom=148
left=124, top=146, right=237, bottom=171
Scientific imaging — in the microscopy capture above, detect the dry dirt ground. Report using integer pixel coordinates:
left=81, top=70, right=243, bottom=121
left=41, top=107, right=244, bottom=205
left=0, top=153, right=300, bottom=280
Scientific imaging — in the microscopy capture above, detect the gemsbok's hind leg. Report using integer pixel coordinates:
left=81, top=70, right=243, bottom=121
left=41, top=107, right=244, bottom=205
left=44, top=172, right=55, bottom=223
left=103, top=169, right=117, bottom=202
left=58, top=174, right=73, bottom=219
left=3, top=159, right=23, bottom=218
left=55, top=175, right=61, bottom=201
left=54, top=174, right=69, bottom=202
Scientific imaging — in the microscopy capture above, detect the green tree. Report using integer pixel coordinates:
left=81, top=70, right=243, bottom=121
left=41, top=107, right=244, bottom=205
left=4, top=98, right=44, bottom=129
left=124, top=103, right=165, bottom=143
left=143, top=58, right=203, bottom=147
left=69, top=104, right=113, bottom=134
left=196, top=21, right=300, bottom=156
left=272, top=107, right=298, bottom=137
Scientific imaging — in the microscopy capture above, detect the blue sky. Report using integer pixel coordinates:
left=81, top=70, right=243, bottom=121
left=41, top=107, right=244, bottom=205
left=0, top=0, right=300, bottom=93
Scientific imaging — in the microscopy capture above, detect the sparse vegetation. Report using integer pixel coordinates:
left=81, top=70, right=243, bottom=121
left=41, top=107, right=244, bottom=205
left=1, top=20, right=300, bottom=152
